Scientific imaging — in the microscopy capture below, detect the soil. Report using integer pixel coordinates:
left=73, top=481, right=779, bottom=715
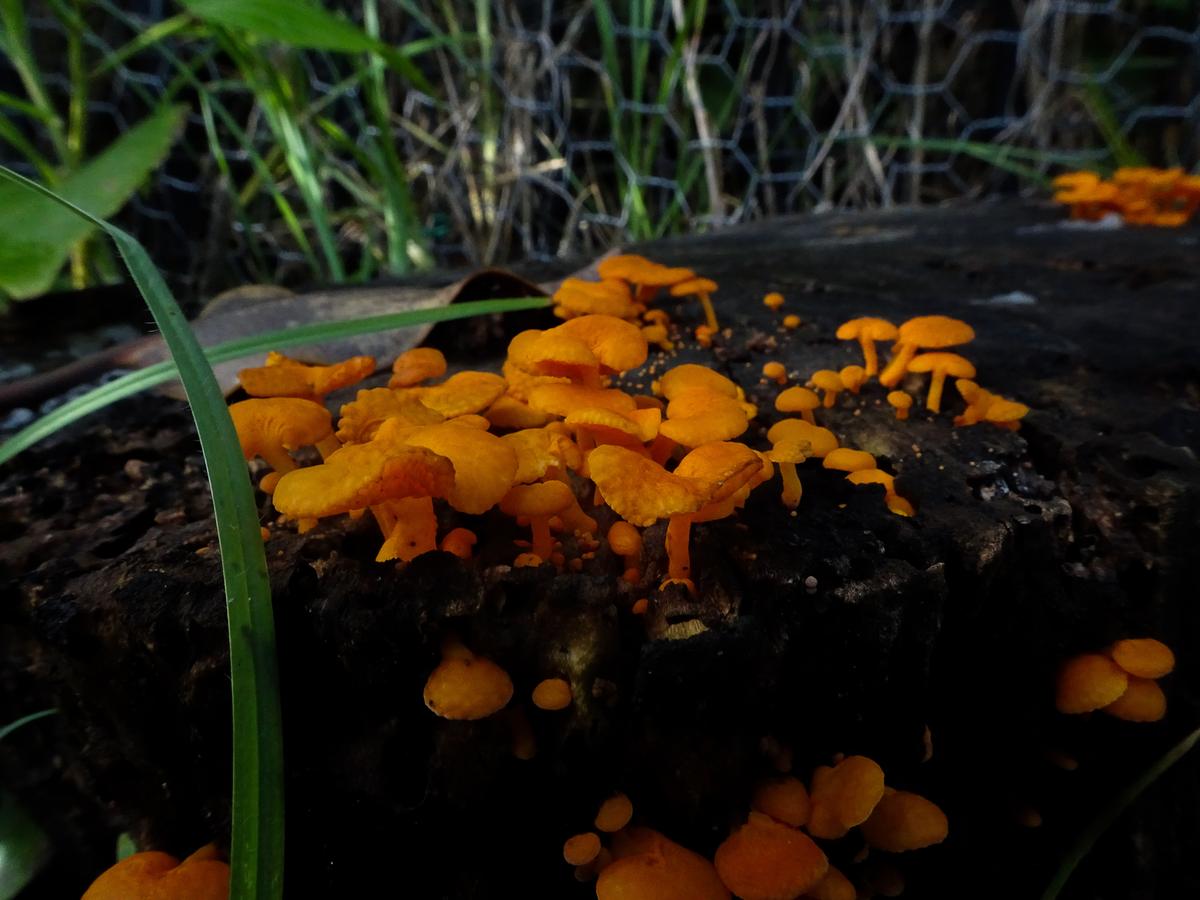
left=2, top=200, right=1199, bottom=898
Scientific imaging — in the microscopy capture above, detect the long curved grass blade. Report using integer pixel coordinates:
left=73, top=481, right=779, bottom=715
left=0, top=709, right=56, bottom=743
left=0, top=165, right=283, bottom=900
left=0, top=295, right=549, bottom=467
left=1041, top=725, right=1200, bottom=900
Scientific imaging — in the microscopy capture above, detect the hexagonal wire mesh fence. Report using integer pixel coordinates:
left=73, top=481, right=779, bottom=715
left=2, top=0, right=1197, bottom=301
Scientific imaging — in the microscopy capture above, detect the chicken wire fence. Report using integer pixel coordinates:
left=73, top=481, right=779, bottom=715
left=3, top=0, right=1199, bottom=300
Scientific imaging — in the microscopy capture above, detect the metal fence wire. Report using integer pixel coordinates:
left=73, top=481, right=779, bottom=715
left=3, top=0, right=1198, bottom=299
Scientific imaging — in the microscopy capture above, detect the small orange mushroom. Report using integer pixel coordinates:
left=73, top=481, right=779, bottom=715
left=595, top=793, right=635, bottom=833
left=389, top=347, right=447, bottom=388
left=763, top=292, right=785, bottom=311
left=879, top=315, right=975, bottom=388
left=501, top=481, right=575, bottom=561
left=822, top=447, right=876, bottom=474
left=424, top=639, right=513, bottom=720
left=776, top=386, right=821, bottom=425
left=564, top=832, right=603, bottom=866
left=1056, top=653, right=1129, bottom=714
left=239, top=352, right=375, bottom=402
left=1109, top=638, right=1175, bottom=679
left=804, top=866, right=857, bottom=900
left=230, top=397, right=336, bottom=480
left=860, top=788, right=949, bottom=852
left=83, top=844, right=229, bottom=900
left=440, top=527, right=477, bottom=559
left=608, top=520, right=643, bottom=583
left=782, top=314, right=801, bottom=329
left=671, top=276, right=720, bottom=331
left=807, top=755, right=886, bottom=840
left=906, top=351, right=977, bottom=413
left=1103, top=677, right=1167, bottom=722
left=887, top=391, right=913, bottom=420
left=599, top=828, right=730, bottom=900
left=836, top=317, right=899, bottom=377
left=714, top=812, right=829, bottom=900
left=838, top=365, right=866, bottom=394
left=768, top=439, right=811, bottom=509
left=767, top=419, right=838, bottom=459
left=752, top=776, right=812, bottom=828
left=809, top=370, right=845, bottom=408
left=763, top=361, right=788, bottom=385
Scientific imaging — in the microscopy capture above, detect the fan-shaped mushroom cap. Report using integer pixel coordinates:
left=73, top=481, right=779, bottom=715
left=230, top=398, right=334, bottom=464
left=1056, top=653, right=1129, bottom=714
left=405, top=371, right=507, bottom=418
left=669, top=276, right=718, bottom=297
left=1104, top=677, right=1167, bottom=722
left=879, top=315, right=975, bottom=387
left=83, top=845, right=229, bottom=900
left=1109, top=638, right=1175, bottom=679
left=554, top=278, right=640, bottom=319
left=423, top=645, right=513, bottom=720
left=767, top=439, right=810, bottom=466
left=273, top=439, right=455, bottom=519
left=599, top=829, right=730, bottom=900
left=775, top=387, right=821, bottom=424
left=715, top=812, right=829, bottom=900
left=508, top=328, right=600, bottom=382
left=501, top=480, right=575, bottom=519
left=389, top=347, right=447, bottom=387
left=659, top=390, right=749, bottom=447
left=847, top=468, right=896, bottom=493
left=656, top=364, right=740, bottom=400
left=807, top=756, right=886, bottom=839
left=767, top=420, right=838, bottom=458
left=984, top=398, right=1030, bottom=426
left=404, top=424, right=518, bottom=514
left=597, top=254, right=694, bottom=286
left=907, top=352, right=977, bottom=413
left=528, top=383, right=637, bottom=417
left=752, top=777, right=812, bottom=828
left=336, top=387, right=444, bottom=443
left=566, top=406, right=656, bottom=446
left=554, top=314, right=649, bottom=373
left=532, top=676, right=573, bottom=711
left=589, top=445, right=707, bottom=526
left=675, top=441, right=764, bottom=503
left=860, top=789, right=949, bottom=852
left=484, top=394, right=551, bottom=430
left=239, top=353, right=375, bottom=400
left=822, top=448, right=876, bottom=473
left=502, top=427, right=579, bottom=483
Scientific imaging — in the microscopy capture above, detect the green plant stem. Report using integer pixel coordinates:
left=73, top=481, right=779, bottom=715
left=0, top=709, right=57, bottom=743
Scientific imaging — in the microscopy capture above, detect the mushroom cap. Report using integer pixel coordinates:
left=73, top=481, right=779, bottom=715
left=423, top=651, right=513, bottom=720
left=822, top=448, right=877, bottom=473
left=608, top=521, right=643, bottom=556
left=554, top=314, right=649, bottom=373
left=528, top=383, right=637, bottom=417
left=836, top=316, right=898, bottom=342
left=809, top=370, right=845, bottom=392
left=1109, top=638, right=1175, bottom=679
left=273, top=442, right=455, bottom=518
left=500, top=480, right=575, bottom=518
left=589, top=445, right=707, bottom=526
left=336, top=387, right=444, bottom=443
left=886, top=390, right=913, bottom=410
left=660, top=390, right=749, bottom=447
left=406, top=371, right=507, bottom=418
left=860, top=789, right=949, bottom=853
left=897, top=315, right=975, bottom=349
left=775, top=386, right=820, bottom=413
left=838, top=365, right=866, bottom=390
left=389, top=347, right=447, bottom=387
left=674, top=441, right=765, bottom=503
left=763, top=292, right=785, bottom=310
left=1056, top=653, right=1129, bottom=713
left=657, top=364, right=740, bottom=400
left=564, top=832, right=602, bottom=866
left=565, top=406, right=649, bottom=445
left=984, top=398, right=1030, bottom=423
left=669, top=276, right=719, bottom=296
left=762, top=362, right=787, bottom=380
left=597, top=253, right=695, bottom=286
left=599, top=831, right=730, bottom=900
left=714, top=812, right=828, bottom=900
left=501, top=357, right=570, bottom=402
left=767, top=439, right=811, bottom=465
left=502, top=428, right=579, bottom=483
left=752, top=776, right=811, bottom=828
left=508, top=328, right=600, bottom=380
left=808, top=755, right=886, bottom=839
left=483, top=394, right=550, bottom=430
left=404, top=424, right=518, bottom=514
left=595, top=793, right=635, bottom=833
left=83, top=846, right=229, bottom=900
left=907, top=351, right=977, bottom=380
left=230, top=397, right=334, bottom=459
left=532, top=677, right=573, bottom=711
left=847, top=468, right=896, bottom=493
left=239, top=354, right=376, bottom=399
left=767, top=420, right=839, bottom=457
left=554, top=278, right=640, bottom=319
left=1052, top=171, right=1100, bottom=191
left=1103, top=677, right=1167, bottom=722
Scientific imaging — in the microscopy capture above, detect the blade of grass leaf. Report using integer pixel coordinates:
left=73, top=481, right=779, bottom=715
left=0, top=165, right=284, bottom=900
left=0, top=295, right=550, bottom=467
left=1041, top=725, right=1200, bottom=900
left=0, top=709, right=56, bottom=743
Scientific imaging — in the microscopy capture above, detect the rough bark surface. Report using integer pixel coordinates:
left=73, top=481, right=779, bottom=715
left=2, top=201, right=1199, bottom=898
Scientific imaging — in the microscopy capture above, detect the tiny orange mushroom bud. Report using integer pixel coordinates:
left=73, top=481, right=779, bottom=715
left=595, top=793, right=635, bottom=833
left=440, top=527, right=477, bottom=559
left=608, top=520, right=643, bottom=584
left=887, top=391, right=913, bottom=420
left=670, top=276, right=720, bottom=332
left=695, top=324, right=716, bottom=348
left=1056, top=653, right=1129, bottom=714
left=564, top=832, right=603, bottom=866
left=1103, top=677, right=1167, bottom=722
left=782, top=314, right=801, bottom=329
left=763, top=361, right=788, bottom=385
left=423, top=644, right=513, bottom=720
left=776, top=386, right=821, bottom=425
left=501, top=481, right=575, bottom=561
left=1109, top=638, right=1175, bottom=679
left=763, top=292, right=785, bottom=311
left=83, top=845, right=229, bottom=900
left=631, top=598, right=649, bottom=615
left=715, top=812, right=829, bottom=900
left=860, top=789, right=949, bottom=852
left=879, top=315, right=975, bottom=388
left=389, top=347, right=447, bottom=388
left=809, top=370, right=845, bottom=408
left=836, top=317, right=899, bottom=377
left=907, top=351, right=976, bottom=413
left=822, top=447, right=876, bottom=473
left=532, top=677, right=573, bottom=711
left=752, top=776, right=812, bottom=828
left=838, top=365, right=867, bottom=394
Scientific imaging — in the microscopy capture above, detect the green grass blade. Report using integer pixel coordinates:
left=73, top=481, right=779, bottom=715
left=0, top=709, right=56, bottom=743
left=0, top=295, right=550, bottom=467
left=1042, top=725, right=1200, bottom=900
left=0, top=165, right=284, bottom=900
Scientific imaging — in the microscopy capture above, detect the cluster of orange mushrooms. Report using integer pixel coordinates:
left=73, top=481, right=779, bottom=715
left=1056, top=637, right=1175, bottom=723
left=1052, top=167, right=1200, bottom=227
left=559, top=755, right=947, bottom=900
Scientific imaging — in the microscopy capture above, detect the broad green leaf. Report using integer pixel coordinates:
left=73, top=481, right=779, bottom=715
left=0, top=104, right=186, bottom=300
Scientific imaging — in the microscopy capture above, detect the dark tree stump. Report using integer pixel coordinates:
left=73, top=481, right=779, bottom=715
left=3, top=200, right=1199, bottom=899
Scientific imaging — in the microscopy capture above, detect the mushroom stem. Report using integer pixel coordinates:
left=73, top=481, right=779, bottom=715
left=780, top=463, right=803, bottom=509
left=926, top=371, right=948, bottom=413
left=698, top=292, right=719, bottom=331
left=859, top=338, right=879, bottom=376
left=665, top=515, right=694, bottom=582
left=529, top=515, right=555, bottom=560
left=649, top=434, right=677, bottom=465
left=821, top=388, right=838, bottom=408
left=377, top=496, right=439, bottom=562
left=879, top=341, right=917, bottom=388
left=261, top=447, right=297, bottom=476
left=801, top=409, right=816, bottom=426
left=316, top=435, right=342, bottom=459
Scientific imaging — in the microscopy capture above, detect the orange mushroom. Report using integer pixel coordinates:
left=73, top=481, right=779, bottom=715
left=595, top=793, right=635, bottom=833
left=804, top=866, right=857, bottom=900
left=836, top=317, right=898, bottom=377
left=670, top=276, right=720, bottom=331
left=335, top=387, right=444, bottom=444
left=553, top=277, right=641, bottom=320
left=776, top=386, right=821, bottom=425
left=809, top=370, right=845, bottom=408
left=782, top=314, right=801, bottom=330
left=822, top=447, right=876, bottom=474
left=763, top=361, right=788, bottom=386
left=440, top=527, right=477, bottom=559
left=1103, top=677, right=1167, bottom=722
left=389, top=347, right=447, bottom=388
left=879, top=315, right=975, bottom=388
left=230, top=397, right=337, bottom=481
left=807, top=755, right=886, bottom=840
left=887, top=391, right=913, bottom=421
left=1055, top=653, right=1129, bottom=714
left=239, top=352, right=375, bottom=401
left=906, top=352, right=976, bottom=413
left=501, top=481, right=576, bottom=561
left=714, top=812, right=828, bottom=900
left=404, top=370, right=507, bottom=418
left=564, top=832, right=603, bottom=866
left=838, top=365, right=867, bottom=394
left=83, top=844, right=229, bottom=900
left=860, top=788, right=949, bottom=852
left=767, top=419, right=838, bottom=459
left=598, top=828, right=730, bottom=900
left=423, top=639, right=513, bottom=720
left=768, top=439, right=811, bottom=509
left=608, top=520, right=643, bottom=583
left=752, top=776, right=812, bottom=828
left=533, top=677, right=573, bottom=711
left=1109, top=638, right=1175, bottom=679
left=763, top=292, right=785, bottom=311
